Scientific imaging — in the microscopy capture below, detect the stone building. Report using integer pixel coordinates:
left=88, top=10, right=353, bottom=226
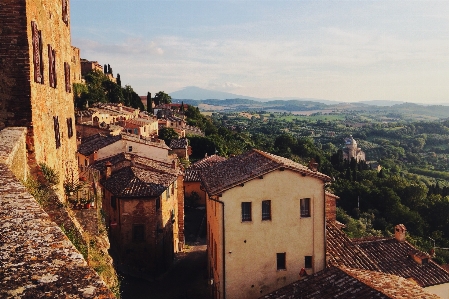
left=0, top=0, right=80, bottom=198
left=169, top=138, right=191, bottom=160
left=200, top=149, right=331, bottom=299
left=91, top=153, right=184, bottom=275
left=342, top=135, right=365, bottom=162
left=80, top=59, right=103, bottom=77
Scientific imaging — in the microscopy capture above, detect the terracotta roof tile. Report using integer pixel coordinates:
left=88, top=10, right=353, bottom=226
left=326, top=221, right=379, bottom=271
left=190, top=155, right=226, bottom=170
left=355, top=238, right=449, bottom=287
left=260, top=266, right=440, bottom=299
left=199, top=149, right=330, bottom=196
left=184, top=155, right=226, bottom=182
left=101, top=166, right=176, bottom=197
left=169, top=138, right=188, bottom=149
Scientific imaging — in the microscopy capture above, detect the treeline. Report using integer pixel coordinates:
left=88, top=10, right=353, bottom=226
left=73, top=70, right=144, bottom=110
left=182, top=111, right=449, bottom=263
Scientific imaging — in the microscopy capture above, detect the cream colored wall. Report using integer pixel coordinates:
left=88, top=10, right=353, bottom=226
left=424, top=283, right=449, bottom=299
left=96, top=140, right=126, bottom=160
left=125, top=140, right=169, bottom=162
left=207, top=169, right=326, bottom=299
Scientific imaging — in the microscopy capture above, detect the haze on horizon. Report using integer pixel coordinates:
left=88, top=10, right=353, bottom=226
left=71, top=0, right=449, bottom=104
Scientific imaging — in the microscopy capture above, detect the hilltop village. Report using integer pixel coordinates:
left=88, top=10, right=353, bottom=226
left=2, top=1, right=449, bottom=299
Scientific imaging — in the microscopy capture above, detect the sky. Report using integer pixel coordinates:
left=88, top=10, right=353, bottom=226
left=70, top=1, right=449, bottom=103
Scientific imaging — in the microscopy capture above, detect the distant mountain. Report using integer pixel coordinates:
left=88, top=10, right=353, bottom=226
left=169, top=86, right=337, bottom=105
left=169, top=86, right=262, bottom=101
left=356, top=100, right=405, bottom=106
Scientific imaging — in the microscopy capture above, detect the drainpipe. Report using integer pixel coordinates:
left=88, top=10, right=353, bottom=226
left=210, top=196, right=226, bottom=299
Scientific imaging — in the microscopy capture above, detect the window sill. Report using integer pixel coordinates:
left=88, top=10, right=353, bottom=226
left=276, top=269, right=287, bottom=271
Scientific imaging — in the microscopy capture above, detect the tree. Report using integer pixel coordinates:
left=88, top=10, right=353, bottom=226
left=158, top=127, right=179, bottom=145
left=116, top=73, right=121, bottom=87
left=154, top=91, right=172, bottom=106
left=147, top=92, right=153, bottom=114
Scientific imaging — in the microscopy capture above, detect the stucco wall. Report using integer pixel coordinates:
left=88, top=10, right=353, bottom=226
left=185, top=181, right=206, bottom=206
left=424, top=283, right=449, bottom=299
left=207, top=168, right=326, bottom=299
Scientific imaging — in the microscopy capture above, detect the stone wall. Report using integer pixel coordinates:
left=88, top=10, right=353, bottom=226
left=0, top=127, right=28, bottom=181
left=0, top=0, right=79, bottom=199
left=0, top=127, right=115, bottom=298
left=0, top=1, right=32, bottom=129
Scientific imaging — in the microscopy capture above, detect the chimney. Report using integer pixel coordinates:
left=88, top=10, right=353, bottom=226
left=130, top=154, right=135, bottom=166
left=395, top=224, right=406, bottom=242
left=308, top=158, right=318, bottom=172
left=409, top=250, right=430, bottom=265
left=172, top=160, right=177, bottom=170
left=93, top=150, right=98, bottom=161
left=105, top=161, right=112, bottom=179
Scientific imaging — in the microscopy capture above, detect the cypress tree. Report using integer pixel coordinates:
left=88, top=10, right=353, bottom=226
left=116, top=74, right=121, bottom=87
left=147, top=92, right=153, bottom=114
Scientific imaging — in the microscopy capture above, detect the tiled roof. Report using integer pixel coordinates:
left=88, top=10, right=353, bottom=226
left=184, top=169, right=200, bottom=182
left=355, top=238, right=449, bottom=287
left=184, top=155, right=226, bottom=182
left=101, top=166, right=177, bottom=198
left=78, top=134, right=122, bottom=156
left=91, top=153, right=180, bottom=176
left=326, top=223, right=449, bottom=288
left=199, top=149, right=331, bottom=196
left=169, top=138, right=188, bottom=149
left=190, top=155, right=226, bottom=170
left=326, top=221, right=379, bottom=271
left=260, top=266, right=438, bottom=299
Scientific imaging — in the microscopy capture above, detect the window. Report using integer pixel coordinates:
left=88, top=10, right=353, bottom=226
left=132, top=224, right=144, bottom=242
left=64, top=62, right=71, bottom=93
left=156, top=197, right=160, bottom=211
left=111, top=196, right=116, bottom=210
left=48, top=44, right=57, bottom=88
left=128, top=146, right=132, bottom=152
left=53, top=116, right=61, bottom=148
left=62, top=0, right=69, bottom=24
left=241, top=202, right=252, bottom=222
left=277, top=253, right=286, bottom=270
left=262, top=200, right=271, bottom=220
left=300, top=198, right=311, bottom=217
left=67, top=117, right=73, bottom=138
left=31, top=21, right=44, bottom=84
left=305, top=256, right=312, bottom=268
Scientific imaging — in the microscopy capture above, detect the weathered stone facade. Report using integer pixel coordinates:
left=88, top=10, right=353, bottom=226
left=0, top=0, right=78, bottom=198
left=0, top=127, right=115, bottom=298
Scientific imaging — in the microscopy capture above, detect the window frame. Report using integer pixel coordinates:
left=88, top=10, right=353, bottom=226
left=241, top=202, right=252, bottom=222
left=262, top=200, right=271, bottom=221
left=277, top=252, right=286, bottom=270
left=300, top=198, right=311, bottom=218
left=305, top=256, right=313, bottom=268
